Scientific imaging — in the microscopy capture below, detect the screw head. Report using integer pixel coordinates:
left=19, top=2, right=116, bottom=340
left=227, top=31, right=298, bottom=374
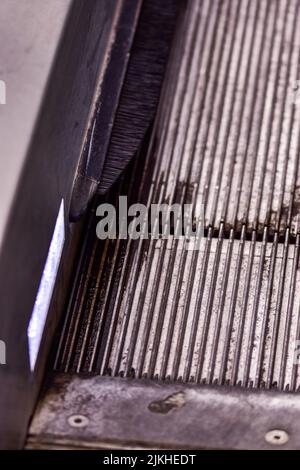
left=265, top=429, right=289, bottom=446
left=68, top=414, right=89, bottom=428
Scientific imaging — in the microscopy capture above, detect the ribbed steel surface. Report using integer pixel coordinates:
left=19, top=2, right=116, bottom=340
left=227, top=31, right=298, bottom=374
left=152, top=0, right=300, bottom=237
left=54, top=0, right=300, bottom=391
left=54, top=227, right=300, bottom=390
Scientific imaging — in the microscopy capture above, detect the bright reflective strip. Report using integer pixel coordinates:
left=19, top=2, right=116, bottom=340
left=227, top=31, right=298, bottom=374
left=0, top=79, right=6, bottom=104
left=27, top=199, right=65, bottom=371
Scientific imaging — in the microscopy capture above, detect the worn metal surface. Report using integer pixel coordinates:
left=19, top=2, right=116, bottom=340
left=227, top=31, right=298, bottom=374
left=54, top=228, right=300, bottom=391
left=151, top=0, right=300, bottom=237
left=54, top=0, right=300, bottom=392
left=47, top=0, right=300, bottom=450
left=27, top=374, right=300, bottom=449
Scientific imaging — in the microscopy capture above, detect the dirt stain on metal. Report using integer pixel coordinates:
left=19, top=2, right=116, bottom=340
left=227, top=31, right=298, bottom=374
left=148, top=391, right=186, bottom=414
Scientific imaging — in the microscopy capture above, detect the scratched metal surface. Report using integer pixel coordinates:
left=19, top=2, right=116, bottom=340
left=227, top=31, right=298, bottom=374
left=54, top=0, right=300, bottom=391
left=149, top=0, right=300, bottom=237
left=54, top=228, right=300, bottom=390
left=27, top=375, right=300, bottom=450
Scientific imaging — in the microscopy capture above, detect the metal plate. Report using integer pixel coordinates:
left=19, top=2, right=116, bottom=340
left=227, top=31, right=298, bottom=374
left=27, top=374, right=300, bottom=450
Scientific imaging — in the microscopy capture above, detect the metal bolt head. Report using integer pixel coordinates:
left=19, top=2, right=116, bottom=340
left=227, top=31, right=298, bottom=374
left=68, top=414, right=89, bottom=428
left=265, top=429, right=289, bottom=446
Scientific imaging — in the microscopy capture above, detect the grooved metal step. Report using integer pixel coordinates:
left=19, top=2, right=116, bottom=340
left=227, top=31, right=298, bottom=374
left=54, top=0, right=300, bottom=393
left=153, top=0, right=300, bottom=237
left=55, top=228, right=300, bottom=391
